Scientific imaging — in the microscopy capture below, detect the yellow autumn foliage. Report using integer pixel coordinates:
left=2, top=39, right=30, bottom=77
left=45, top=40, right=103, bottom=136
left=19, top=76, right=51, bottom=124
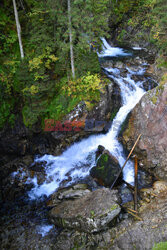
left=22, top=85, right=39, bottom=95
left=63, top=72, right=105, bottom=102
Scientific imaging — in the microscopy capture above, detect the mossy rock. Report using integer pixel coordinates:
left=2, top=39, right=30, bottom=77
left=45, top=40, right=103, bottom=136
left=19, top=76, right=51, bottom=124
left=90, top=151, right=122, bottom=187
left=152, top=241, right=167, bottom=250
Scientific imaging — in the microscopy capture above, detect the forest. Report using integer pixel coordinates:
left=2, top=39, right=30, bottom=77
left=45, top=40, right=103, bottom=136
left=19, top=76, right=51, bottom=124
left=0, top=0, right=166, bottom=129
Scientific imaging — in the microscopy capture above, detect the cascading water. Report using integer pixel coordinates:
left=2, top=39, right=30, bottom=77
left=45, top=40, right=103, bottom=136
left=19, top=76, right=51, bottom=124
left=2, top=39, right=157, bottom=243
left=27, top=39, right=146, bottom=200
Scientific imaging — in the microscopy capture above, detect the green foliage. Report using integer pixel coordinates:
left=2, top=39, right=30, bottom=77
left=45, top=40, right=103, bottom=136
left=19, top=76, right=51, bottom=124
left=152, top=0, right=167, bottom=54
left=62, top=72, right=103, bottom=101
left=1, top=0, right=166, bottom=130
left=75, top=50, right=101, bottom=76
left=90, top=210, right=95, bottom=218
left=46, top=73, right=105, bottom=121
left=116, top=0, right=167, bottom=58
left=109, top=0, right=146, bottom=25
left=28, top=47, right=58, bottom=81
left=0, top=99, right=15, bottom=128
left=152, top=241, right=167, bottom=250
left=22, top=105, right=37, bottom=127
left=46, top=93, right=79, bottom=121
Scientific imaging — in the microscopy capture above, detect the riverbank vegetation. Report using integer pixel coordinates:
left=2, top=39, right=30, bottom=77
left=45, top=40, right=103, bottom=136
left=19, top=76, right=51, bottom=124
left=0, top=0, right=166, bottom=128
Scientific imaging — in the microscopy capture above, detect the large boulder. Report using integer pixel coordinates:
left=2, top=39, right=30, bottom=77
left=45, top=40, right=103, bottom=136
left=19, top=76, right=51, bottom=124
left=49, top=188, right=121, bottom=233
left=90, top=150, right=122, bottom=187
left=121, top=83, right=167, bottom=180
left=53, top=185, right=167, bottom=250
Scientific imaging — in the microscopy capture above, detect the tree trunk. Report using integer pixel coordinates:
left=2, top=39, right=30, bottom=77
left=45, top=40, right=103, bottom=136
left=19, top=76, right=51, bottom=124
left=12, top=0, right=24, bottom=59
left=67, top=0, right=75, bottom=78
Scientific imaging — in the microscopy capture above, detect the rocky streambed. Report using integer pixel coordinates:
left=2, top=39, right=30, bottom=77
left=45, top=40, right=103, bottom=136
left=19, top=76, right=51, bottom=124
left=0, top=41, right=167, bottom=249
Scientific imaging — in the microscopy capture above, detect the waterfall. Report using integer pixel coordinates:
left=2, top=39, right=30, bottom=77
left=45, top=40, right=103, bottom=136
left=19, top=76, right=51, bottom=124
left=98, top=37, right=132, bottom=57
left=27, top=39, right=146, bottom=200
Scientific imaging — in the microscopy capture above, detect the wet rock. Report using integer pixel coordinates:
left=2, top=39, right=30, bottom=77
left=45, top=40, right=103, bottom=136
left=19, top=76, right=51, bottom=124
left=84, top=119, right=107, bottom=132
left=47, top=184, right=91, bottom=207
left=114, top=61, right=124, bottom=69
left=86, top=78, right=121, bottom=127
left=100, top=61, right=114, bottom=68
left=86, top=84, right=111, bottom=122
left=110, top=81, right=122, bottom=122
left=0, top=198, right=58, bottom=250
left=138, top=168, right=154, bottom=188
left=131, top=74, right=145, bottom=82
left=142, top=78, right=158, bottom=91
left=29, top=160, right=47, bottom=172
left=95, top=145, right=105, bottom=159
left=119, top=185, right=133, bottom=204
left=0, top=118, right=28, bottom=157
left=64, top=101, right=87, bottom=122
left=121, top=83, right=167, bottom=180
left=132, top=56, right=147, bottom=65
left=126, top=64, right=141, bottom=72
left=82, top=175, right=99, bottom=190
left=57, top=184, right=91, bottom=201
left=90, top=150, right=122, bottom=187
left=21, top=155, right=34, bottom=167
left=49, top=188, right=121, bottom=233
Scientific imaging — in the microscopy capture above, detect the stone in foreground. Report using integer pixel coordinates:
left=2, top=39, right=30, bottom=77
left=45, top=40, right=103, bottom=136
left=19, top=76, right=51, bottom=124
left=49, top=188, right=121, bottom=233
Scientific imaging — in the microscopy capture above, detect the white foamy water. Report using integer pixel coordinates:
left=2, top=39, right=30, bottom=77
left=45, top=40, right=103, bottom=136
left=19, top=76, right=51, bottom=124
left=27, top=47, right=146, bottom=199
left=98, top=38, right=132, bottom=57
left=133, top=47, right=143, bottom=50
left=37, top=225, right=54, bottom=237
left=105, top=67, right=120, bottom=75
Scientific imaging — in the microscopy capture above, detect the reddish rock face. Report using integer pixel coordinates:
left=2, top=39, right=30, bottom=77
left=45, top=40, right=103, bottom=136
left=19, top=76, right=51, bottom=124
left=122, top=83, right=167, bottom=180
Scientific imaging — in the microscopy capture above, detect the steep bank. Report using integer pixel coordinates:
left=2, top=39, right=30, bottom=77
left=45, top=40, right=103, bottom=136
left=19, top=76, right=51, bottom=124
left=121, top=82, right=167, bottom=180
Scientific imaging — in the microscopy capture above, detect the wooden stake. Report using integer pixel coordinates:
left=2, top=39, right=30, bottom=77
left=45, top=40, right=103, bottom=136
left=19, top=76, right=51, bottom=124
left=126, top=208, right=138, bottom=214
left=111, top=134, right=142, bottom=189
left=122, top=180, right=134, bottom=191
left=134, top=156, right=138, bottom=212
left=126, top=210, right=142, bottom=221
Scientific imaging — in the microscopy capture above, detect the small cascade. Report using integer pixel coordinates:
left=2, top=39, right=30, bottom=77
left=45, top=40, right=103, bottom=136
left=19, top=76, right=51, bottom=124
left=98, top=38, right=132, bottom=57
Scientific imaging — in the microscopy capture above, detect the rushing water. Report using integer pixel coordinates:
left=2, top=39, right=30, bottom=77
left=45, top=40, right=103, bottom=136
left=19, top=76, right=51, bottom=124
left=26, top=39, right=146, bottom=200
left=98, top=37, right=132, bottom=57
left=1, top=39, right=156, bottom=244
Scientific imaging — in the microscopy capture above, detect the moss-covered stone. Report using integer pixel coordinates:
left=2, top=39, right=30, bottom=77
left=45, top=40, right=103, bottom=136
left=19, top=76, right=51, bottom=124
left=151, top=96, right=157, bottom=104
left=152, top=241, right=167, bottom=250
left=90, top=151, right=122, bottom=187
